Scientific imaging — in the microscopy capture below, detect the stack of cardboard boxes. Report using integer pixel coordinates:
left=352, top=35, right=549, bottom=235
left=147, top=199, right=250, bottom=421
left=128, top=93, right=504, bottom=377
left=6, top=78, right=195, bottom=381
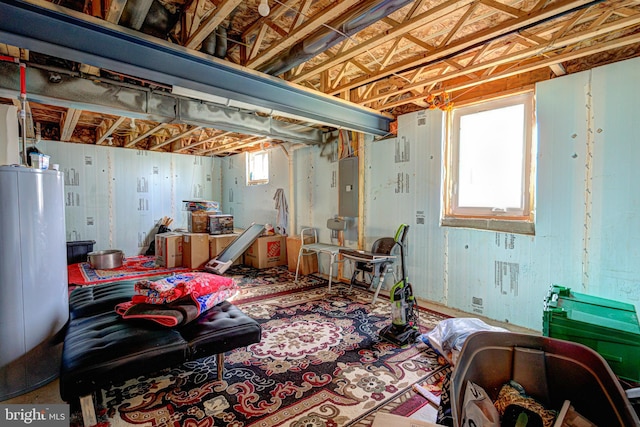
left=156, top=232, right=291, bottom=271
left=156, top=200, right=240, bottom=270
left=155, top=201, right=314, bottom=274
left=155, top=231, right=241, bottom=270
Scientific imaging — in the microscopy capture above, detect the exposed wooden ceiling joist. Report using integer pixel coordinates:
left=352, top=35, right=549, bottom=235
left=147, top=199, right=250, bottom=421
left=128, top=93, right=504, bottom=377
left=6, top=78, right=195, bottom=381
left=151, top=125, right=203, bottom=150
left=96, top=117, right=127, bottom=145
left=60, top=107, right=82, bottom=141
left=325, top=0, right=602, bottom=95
left=125, top=123, right=166, bottom=148
left=0, top=0, right=638, bottom=157
left=360, top=11, right=640, bottom=107
left=245, top=0, right=361, bottom=69
left=185, top=0, right=244, bottom=49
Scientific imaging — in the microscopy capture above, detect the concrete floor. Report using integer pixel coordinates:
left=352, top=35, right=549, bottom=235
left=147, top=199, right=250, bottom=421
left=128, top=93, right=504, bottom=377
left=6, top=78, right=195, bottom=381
left=1, top=378, right=64, bottom=405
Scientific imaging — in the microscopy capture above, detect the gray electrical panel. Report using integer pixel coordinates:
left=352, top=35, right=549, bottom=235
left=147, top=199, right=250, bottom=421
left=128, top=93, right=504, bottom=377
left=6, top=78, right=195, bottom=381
left=339, top=156, right=358, bottom=217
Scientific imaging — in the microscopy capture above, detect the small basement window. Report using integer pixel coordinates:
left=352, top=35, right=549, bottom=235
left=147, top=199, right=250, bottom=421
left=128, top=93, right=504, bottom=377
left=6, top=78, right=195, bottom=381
left=246, top=150, right=269, bottom=186
left=443, top=92, right=536, bottom=234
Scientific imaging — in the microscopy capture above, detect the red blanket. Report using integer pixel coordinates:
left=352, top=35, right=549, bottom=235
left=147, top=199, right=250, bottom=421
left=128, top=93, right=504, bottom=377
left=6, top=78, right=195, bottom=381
left=68, top=255, right=191, bottom=286
left=115, top=273, right=239, bottom=327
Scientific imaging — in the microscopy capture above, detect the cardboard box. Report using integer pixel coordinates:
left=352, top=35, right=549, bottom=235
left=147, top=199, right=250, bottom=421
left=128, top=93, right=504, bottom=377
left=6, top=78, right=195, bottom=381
left=244, top=235, right=287, bottom=269
left=209, top=233, right=241, bottom=265
left=182, top=232, right=210, bottom=269
left=286, top=236, right=318, bottom=275
left=155, top=232, right=183, bottom=268
left=188, top=210, right=209, bottom=233
left=209, top=214, right=234, bottom=235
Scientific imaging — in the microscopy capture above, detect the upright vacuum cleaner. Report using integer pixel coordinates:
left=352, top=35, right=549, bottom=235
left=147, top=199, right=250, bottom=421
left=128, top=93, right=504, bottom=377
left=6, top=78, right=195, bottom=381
left=379, top=224, right=420, bottom=347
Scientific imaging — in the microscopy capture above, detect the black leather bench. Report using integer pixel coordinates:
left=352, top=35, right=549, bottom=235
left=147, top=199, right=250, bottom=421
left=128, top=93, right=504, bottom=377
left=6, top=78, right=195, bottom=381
left=60, top=280, right=261, bottom=425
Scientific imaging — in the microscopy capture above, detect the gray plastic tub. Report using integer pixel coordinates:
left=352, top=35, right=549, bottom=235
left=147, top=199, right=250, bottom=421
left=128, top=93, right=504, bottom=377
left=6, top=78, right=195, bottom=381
left=451, top=331, right=639, bottom=427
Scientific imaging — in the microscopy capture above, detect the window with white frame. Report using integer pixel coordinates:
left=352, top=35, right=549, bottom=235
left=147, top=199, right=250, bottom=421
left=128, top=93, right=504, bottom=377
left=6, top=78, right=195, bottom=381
left=246, top=150, right=269, bottom=186
left=443, top=92, right=536, bottom=234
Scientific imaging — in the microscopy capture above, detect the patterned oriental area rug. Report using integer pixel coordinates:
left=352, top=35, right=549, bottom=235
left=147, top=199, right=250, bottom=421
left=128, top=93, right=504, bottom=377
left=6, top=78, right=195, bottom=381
left=67, top=255, right=191, bottom=286
left=76, top=266, right=452, bottom=427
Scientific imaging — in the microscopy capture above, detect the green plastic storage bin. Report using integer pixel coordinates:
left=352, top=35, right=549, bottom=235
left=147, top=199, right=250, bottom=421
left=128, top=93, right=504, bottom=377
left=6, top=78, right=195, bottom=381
left=543, top=284, right=640, bottom=383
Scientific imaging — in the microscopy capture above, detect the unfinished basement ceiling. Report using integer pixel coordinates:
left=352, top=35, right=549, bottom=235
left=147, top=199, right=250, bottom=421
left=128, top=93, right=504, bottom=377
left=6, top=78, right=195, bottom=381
left=1, top=0, right=639, bottom=157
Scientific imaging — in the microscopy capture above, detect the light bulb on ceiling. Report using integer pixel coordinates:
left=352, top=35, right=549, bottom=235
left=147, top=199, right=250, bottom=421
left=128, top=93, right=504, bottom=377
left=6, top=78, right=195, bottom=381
left=258, top=0, right=270, bottom=16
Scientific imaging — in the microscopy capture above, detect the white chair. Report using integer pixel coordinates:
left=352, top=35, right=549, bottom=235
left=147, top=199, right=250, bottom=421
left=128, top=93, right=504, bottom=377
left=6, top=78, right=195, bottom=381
left=295, top=218, right=346, bottom=291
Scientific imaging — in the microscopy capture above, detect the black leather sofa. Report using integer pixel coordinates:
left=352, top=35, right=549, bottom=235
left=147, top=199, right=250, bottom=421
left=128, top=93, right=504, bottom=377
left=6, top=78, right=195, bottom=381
left=60, top=280, right=261, bottom=425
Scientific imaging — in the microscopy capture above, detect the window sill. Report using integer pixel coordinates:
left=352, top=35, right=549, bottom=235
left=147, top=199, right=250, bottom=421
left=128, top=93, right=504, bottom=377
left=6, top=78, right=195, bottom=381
left=441, top=217, right=535, bottom=235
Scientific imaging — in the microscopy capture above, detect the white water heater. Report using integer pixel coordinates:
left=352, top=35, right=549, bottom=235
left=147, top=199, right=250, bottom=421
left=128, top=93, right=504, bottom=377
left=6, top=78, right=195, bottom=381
left=0, top=165, right=69, bottom=400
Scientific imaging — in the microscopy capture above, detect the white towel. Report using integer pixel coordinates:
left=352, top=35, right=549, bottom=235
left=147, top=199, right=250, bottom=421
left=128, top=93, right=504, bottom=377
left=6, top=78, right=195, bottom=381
left=273, top=188, right=288, bottom=235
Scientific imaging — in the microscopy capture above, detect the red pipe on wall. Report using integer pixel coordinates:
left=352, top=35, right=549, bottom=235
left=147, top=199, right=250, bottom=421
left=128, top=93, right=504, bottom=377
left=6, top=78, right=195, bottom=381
left=0, top=55, right=18, bottom=63
left=19, top=62, right=27, bottom=164
left=20, top=63, right=26, bottom=98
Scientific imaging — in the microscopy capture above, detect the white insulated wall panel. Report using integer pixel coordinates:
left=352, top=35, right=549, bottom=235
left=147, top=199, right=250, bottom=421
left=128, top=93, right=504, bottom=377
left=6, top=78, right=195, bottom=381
left=173, top=153, right=217, bottom=229
left=308, top=145, right=343, bottom=276
left=38, top=141, right=218, bottom=256
left=312, top=147, right=341, bottom=244
left=0, top=105, right=19, bottom=165
left=363, top=135, right=403, bottom=290
left=292, top=147, right=317, bottom=235
left=289, top=144, right=344, bottom=277
left=536, top=71, right=590, bottom=291
left=38, top=142, right=108, bottom=245
left=113, top=149, right=153, bottom=254
left=296, top=145, right=340, bottom=240
left=220, top=148, right=289, bottom=229
left=399, top=110, right=446, bottom=304
left=221, top=154, right=243, bottom=219
left=364, top=136, right=400, bottom=242
left=588, top=57, right=640, bottom=308
left=446, top=229, right=540, bottom=327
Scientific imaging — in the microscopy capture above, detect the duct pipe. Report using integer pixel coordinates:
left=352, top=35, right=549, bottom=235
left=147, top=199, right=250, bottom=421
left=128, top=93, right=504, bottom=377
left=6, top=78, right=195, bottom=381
left=200, top=31, right=217, bottom=57
left=121, top=0, right=154, bottom=30
left=258, top=0, right=414, bottom=76
left=200, top=27, right=228, bottom=59
left=215, top=27, right=228, bottom=59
